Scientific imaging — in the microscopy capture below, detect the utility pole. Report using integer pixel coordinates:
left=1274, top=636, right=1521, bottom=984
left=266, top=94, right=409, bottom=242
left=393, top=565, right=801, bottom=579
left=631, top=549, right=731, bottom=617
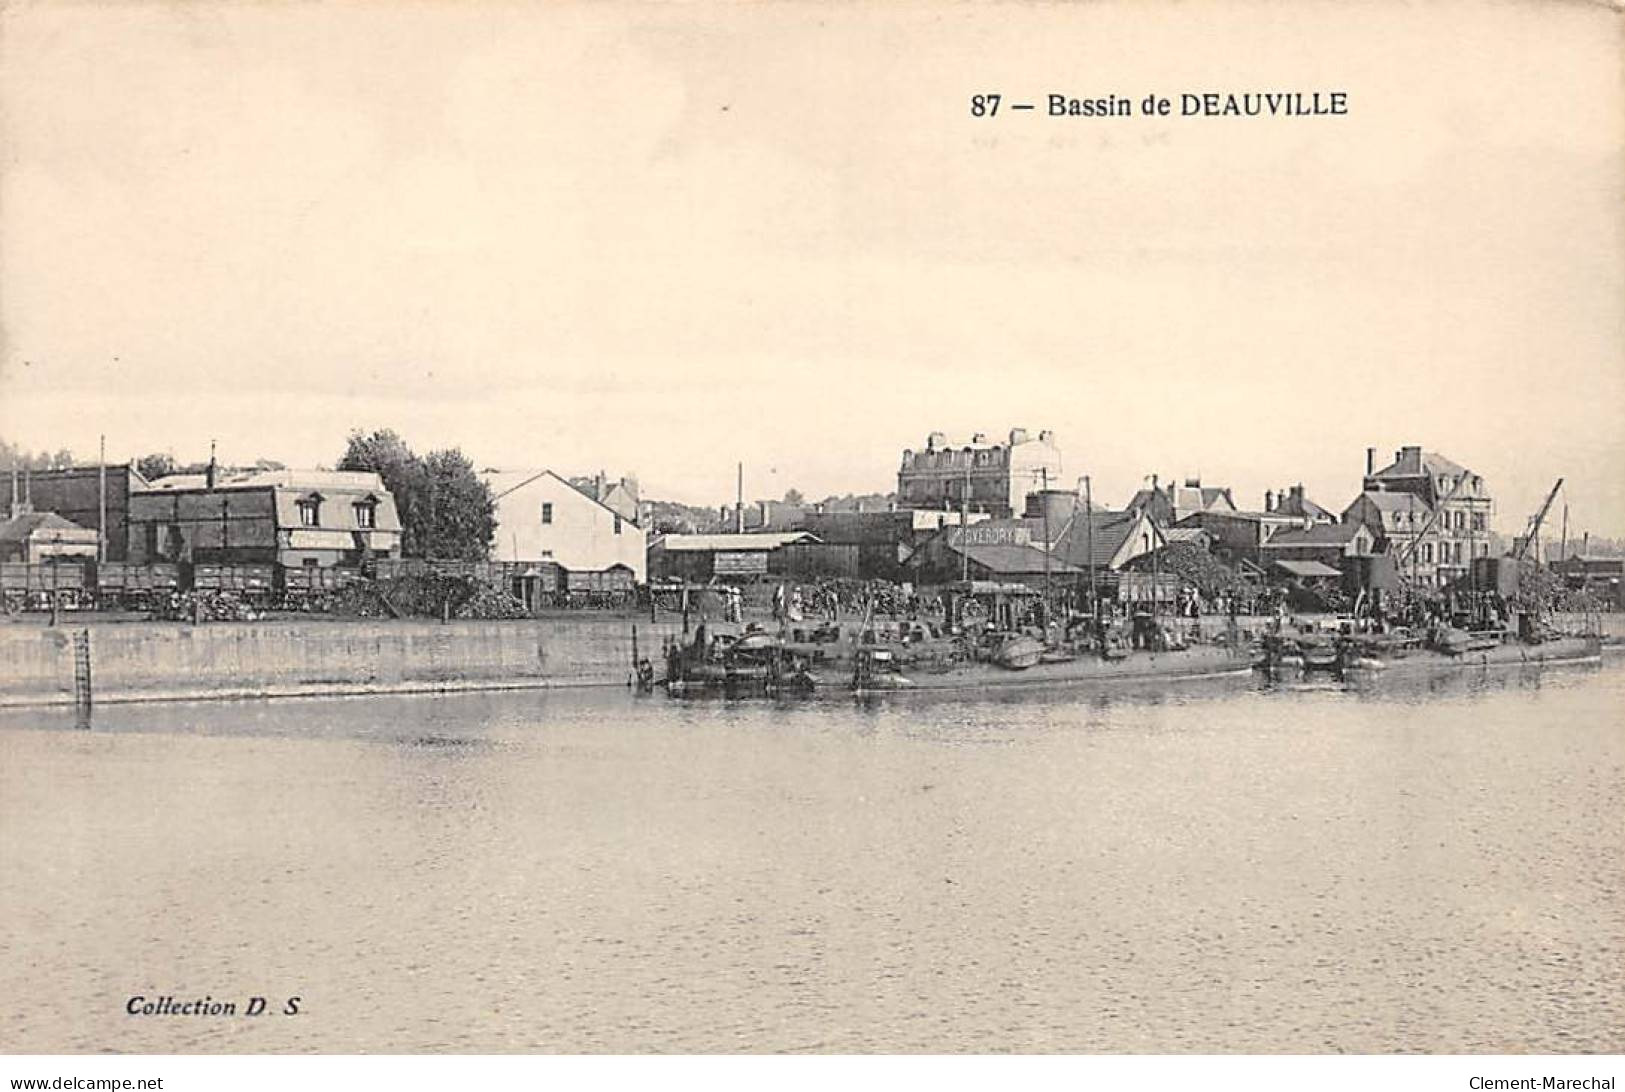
left=98, top=434, right=107, bottom=564
left=1084, top=475, right=1096, bottom=615
left=1040, top=467, right=1051, bottom=629
left=960, top=458, right=970, bottom=583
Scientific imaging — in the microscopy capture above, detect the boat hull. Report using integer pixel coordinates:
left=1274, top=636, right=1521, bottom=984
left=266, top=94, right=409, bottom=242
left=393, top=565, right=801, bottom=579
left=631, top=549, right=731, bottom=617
left=834, top=645, right=1253, bottom=694
left=1341, top=635, right=1602, bottom=674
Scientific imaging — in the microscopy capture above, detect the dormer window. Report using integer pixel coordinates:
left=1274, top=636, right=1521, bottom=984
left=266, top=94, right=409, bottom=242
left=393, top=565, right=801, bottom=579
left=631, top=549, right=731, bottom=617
left=353, top=498, right=377, bottom=529
left=297, top=493, right=323, bottom=528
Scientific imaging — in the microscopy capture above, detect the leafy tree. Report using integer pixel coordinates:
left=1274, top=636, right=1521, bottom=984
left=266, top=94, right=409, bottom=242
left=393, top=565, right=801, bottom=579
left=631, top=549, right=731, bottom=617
left=338, top=429, right=493, bottom=559
left=419, top=448, right=496, bottom=561
left=782, top=488, right=805, bottom=505
left=136, top=453, right=177, bottom=481
left=0, top=438, right=75, bottom=471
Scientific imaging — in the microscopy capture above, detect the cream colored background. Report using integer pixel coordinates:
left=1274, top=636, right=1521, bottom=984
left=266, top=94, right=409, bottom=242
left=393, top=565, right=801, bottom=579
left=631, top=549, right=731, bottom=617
left=1, top=1, right=1621, bottom=534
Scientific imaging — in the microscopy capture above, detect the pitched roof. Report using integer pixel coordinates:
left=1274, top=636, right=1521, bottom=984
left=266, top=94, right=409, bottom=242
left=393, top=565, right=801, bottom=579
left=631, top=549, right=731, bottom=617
left=1263, top=522, right=1364, bottom=547
left=1051, top=510, right=1151, bottom=569
left=0, top=511, right=93, bottom=542
left=949, top=542, right=1082, bottom=576
left=1272, top=559, right=1343, bottom=578
left=1371, top=449, right=1468, bottom=480
left=1351, top=490, right=1429, bottom=513
left=483, top=468, right=635, bottom=524
left=144, top=469, right=389, bottom=494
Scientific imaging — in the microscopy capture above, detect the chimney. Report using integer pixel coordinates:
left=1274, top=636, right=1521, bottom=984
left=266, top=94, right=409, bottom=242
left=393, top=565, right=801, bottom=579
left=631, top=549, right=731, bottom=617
left=206, top=440, right=218, bottom=490
left=1265, top=489, right=1275, bottom=512
left=1151, top=473, right=1159, bottom=490
left=1292, top=484, right=1304, bottom=500
left=1366, top=447, right=1375, bottom=477
left=1006, top=428, right=1025, bottom=445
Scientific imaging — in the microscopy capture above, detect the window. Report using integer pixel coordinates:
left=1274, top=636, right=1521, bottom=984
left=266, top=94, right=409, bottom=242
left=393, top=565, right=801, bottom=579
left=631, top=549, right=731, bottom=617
left=541, top=502, right=553, bottom=525
left=614, top=515, right=623, bottom=536
left=353, top=501, right=376, bottom=529
left=297, top=497, right=321, bottom=527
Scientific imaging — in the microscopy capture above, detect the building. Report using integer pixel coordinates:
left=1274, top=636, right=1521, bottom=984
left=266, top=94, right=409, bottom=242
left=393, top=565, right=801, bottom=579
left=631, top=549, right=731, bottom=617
left=484, top=469, right=647, bottom=583
left=1267, top=484, right=1336, bottom=524
left=567, top=471, right=644, bottom=526
left=1342, top=445, right=1493, bottom=587
left=1047, top=508, right=1166, bottom=573
left=897, top=428, right=1063, bottom=518
left=5, top=464, right=149, bottom=561
left=1173, top=507, right=1305, bottom=567
left=129, top=468, right=402, bottom=567
left=1127, top=476, right=1237, bottom=525
left=906, top=505, right=1160, bottom=587
left=0, top=510, right=100, bottom=563
left=1259, top=521, right=1378, bottom=571
left=647, top=532, right=818, bottom=583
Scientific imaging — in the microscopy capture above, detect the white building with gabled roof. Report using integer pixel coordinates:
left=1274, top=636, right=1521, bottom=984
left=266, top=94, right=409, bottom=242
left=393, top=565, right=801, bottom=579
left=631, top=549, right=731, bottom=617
left=482, top=468, right=646, bottom=582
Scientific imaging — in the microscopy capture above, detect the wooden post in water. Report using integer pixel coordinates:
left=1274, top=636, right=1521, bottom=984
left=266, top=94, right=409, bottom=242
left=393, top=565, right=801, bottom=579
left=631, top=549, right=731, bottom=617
left=73, top=628, right=93, bottom=714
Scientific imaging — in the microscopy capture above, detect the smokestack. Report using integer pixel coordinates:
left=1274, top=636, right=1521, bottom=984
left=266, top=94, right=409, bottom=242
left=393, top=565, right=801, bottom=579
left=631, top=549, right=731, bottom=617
left=206, top=440, right=218, bottom=490
left=1366, top=447, right=1375, bottom=477
left=735, top=462, right=744, bottom=534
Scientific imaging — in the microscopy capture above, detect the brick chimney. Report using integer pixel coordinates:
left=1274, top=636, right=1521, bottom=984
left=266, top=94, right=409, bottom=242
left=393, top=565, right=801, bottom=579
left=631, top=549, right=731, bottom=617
left=1366, top=447, right=1375, bottom=477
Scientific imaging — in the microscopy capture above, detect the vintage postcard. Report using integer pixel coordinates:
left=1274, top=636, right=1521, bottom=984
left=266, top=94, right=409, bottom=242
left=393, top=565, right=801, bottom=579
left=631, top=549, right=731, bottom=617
left=1, top=0, right=1621, bottom=1080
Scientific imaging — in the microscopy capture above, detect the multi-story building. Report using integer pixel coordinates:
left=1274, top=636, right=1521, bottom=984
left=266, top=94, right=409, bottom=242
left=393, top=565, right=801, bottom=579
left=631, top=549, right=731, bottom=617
left=128, top=468, right=402, bottom=567
left=1341, top=445, right=1493, bottom=587
left=897, top=428, right=1062, bottom=518
left=483, top=469, right=647, bottom=583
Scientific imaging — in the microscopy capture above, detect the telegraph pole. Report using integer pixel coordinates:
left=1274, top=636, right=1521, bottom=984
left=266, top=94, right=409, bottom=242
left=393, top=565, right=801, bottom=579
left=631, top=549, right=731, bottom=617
left=1040, top=466, right=1051, bottom=627
left=98, top=434, right=107, bottom=563
left=960, top=459, right=970, bottom=583
left=1084, top=475, right=1096, bottom=615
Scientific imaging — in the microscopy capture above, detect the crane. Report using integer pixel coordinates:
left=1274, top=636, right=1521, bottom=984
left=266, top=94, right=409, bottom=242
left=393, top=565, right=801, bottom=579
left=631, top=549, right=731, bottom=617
left=1513, top=479, right=1564, bottom=562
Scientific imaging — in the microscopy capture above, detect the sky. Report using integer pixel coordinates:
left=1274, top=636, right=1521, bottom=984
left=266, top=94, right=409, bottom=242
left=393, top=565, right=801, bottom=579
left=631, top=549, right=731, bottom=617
left=1, top=1, right=1621, bottom=537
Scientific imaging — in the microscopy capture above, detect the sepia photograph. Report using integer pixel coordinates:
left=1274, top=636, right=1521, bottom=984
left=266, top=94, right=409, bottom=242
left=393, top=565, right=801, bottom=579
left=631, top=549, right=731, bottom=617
left=1, top=0, right=1621, bottom=1082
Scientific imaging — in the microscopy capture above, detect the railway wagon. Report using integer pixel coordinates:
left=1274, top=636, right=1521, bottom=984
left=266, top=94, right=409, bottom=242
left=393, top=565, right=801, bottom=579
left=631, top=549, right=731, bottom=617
left=191, top=563, right=277, bottom=601
left=0, top=559, right=94, bottom=612
left=94, top=562, right=182, bottom=610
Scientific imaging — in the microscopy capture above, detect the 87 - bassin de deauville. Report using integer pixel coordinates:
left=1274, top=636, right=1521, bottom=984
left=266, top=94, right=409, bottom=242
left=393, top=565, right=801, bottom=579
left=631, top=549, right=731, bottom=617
left=1046, top=90, right=1349, bottom=117
left=1469, top=1078, right=1616, bottom=1090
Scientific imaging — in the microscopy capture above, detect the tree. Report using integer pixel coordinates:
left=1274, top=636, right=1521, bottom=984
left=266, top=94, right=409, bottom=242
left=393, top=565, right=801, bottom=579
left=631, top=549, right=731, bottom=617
left=782, top=488, right=805, bottom=505
left=419, top=449, right=496, bottom=561
left=136, top=453, right=177, bottom=481
left=0, top=437, right=75, bottom=471
left=338, top=429, right=493, bottom=559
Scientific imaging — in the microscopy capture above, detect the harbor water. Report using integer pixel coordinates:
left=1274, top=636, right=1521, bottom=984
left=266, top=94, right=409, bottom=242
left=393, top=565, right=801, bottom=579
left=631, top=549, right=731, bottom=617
left=2, top=659, right=1622, bottom=1053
